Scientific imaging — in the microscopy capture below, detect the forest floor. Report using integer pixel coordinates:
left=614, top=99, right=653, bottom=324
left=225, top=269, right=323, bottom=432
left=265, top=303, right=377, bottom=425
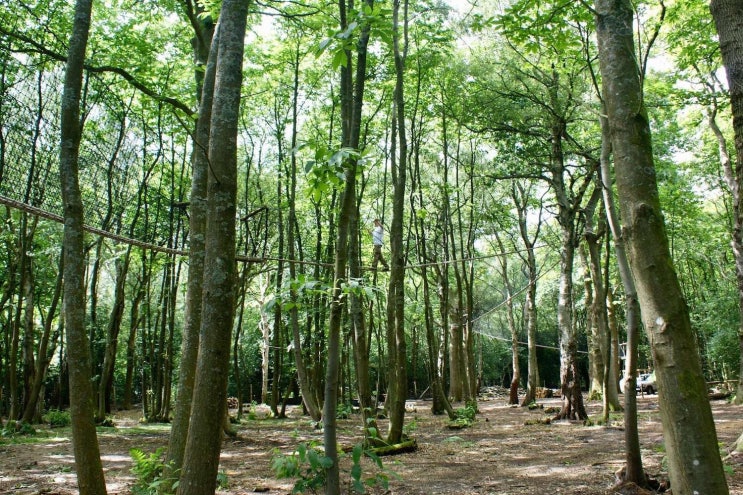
left=1, top=389, right=743, bottom=494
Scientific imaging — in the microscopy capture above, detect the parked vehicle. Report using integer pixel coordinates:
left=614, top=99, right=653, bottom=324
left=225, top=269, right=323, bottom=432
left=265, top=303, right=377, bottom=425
left=618, top=372, right=658, bottom=394
left=637, top=372, right=657, bottom=395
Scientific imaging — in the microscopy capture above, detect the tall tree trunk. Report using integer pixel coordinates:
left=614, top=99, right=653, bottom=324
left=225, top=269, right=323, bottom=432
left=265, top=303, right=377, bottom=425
left=97, top=246, right=133, bottom=420
left=163, top=15, right=216, bottom=487
left=597, top=1, right=729, bottom=492
left=709, top=0, right=743, bottom=407
left=271, top=165, right=285, bottom=417
left=122, top=284, right=143, bottom=411
left=322, top=0, right=373, bottom=489
left=21, top=253, right=63, bottom=424
left=286, top=44, right=321, bottom=422
left=597, top=109, right=645, bottom=484
left=551, top=109, right=588, bottom=420
left=513, top=183, right=542, bottom=407
left=58, top=0, right=108, bottom=491
left=580, top=244, right=602, bottom=398
left=21, top=226, right=36, bottom=420
left=385, top=0, right=408, bottom=444
left=412, top=135, right=454, bottom=418
left=8, top=214, right=31, bottom=421
left=583, top=187, right=621, bottom=416
left=493, top=231, right=520, bottom=405
left=178, top=0, right=247, bottom=491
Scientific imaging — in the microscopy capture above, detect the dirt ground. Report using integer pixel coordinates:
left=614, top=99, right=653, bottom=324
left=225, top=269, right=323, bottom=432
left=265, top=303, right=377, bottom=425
left=1, top=390, right=743, bottom=494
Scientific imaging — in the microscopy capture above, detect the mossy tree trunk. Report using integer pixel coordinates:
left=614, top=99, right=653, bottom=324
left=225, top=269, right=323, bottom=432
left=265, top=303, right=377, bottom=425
left=597, top=0, right=730, bottom=492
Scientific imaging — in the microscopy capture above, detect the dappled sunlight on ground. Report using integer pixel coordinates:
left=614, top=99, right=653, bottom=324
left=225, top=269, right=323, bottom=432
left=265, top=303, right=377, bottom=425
left=0, top=393, right=742, bottom=494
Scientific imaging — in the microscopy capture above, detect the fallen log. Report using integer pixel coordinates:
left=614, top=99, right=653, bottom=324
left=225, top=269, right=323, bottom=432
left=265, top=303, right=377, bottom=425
left=372, top=439, right=418, bottom=457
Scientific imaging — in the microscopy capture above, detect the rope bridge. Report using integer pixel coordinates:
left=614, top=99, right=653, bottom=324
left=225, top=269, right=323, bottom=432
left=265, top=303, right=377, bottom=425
left=0, top=62, right=272, bottom=263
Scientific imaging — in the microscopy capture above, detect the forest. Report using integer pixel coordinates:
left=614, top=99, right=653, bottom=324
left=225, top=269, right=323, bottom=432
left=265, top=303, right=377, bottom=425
left=1, top=0, right=743, bottom=493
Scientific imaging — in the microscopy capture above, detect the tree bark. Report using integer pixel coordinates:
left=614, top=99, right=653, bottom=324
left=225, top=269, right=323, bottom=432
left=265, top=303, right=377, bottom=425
left=551, top=112, right=588, bottom=421
left=21, top=253, right=63, bottom=424
left=513, top=183, right=541, bottom=407
left=177, top=0, right=247, bottom=491
left=323, top=0, right=372, bottom=489
left=97, top=246, right=132, bottom=421
left=598, top=109, right=645, bottom=484
left=597, top=1, right=730, bottom=492
left=286, top=43, right=321, bottom=422
left=163, top=14, right=216, bottom=487
left=58, top=0, right=108, bottom=491
left=386, top=0, right=409, bottom=444
left=709, top=0, right=743, bottom=407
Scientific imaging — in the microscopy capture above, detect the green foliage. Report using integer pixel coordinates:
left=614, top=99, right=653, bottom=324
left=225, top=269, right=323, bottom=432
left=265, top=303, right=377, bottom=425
left=336, top=402, right=353, bottom=419
left=217, top=470, right=229, bottom=489
left=314, top=3, right=393, bottom=69
left=272, top=442, right=332, bottom=494
left=448, top=402, right=478, bottom=429
left=402, top=417, right=418, bottom=436
left=248, top=401, right=258, bottom=421
left=349, top=443, right=394, bottom=494
left=1, top=421, right=36, bottom=438
left=43, top=409, right=72, bottom=428
left=272, top=441, right=396, bottom=494
left=130, top=447, right=177, bottom=495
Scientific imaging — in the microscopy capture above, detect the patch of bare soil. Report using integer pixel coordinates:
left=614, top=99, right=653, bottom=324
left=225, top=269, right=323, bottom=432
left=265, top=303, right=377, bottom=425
left=1, top=392, right=742, bottom=494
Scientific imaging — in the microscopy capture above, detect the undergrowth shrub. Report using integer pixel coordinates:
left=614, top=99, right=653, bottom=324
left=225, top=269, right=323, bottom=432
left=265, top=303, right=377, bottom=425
left=272, top=441, right=395, bottom=494
left=44, top=409, right=71, bottom=428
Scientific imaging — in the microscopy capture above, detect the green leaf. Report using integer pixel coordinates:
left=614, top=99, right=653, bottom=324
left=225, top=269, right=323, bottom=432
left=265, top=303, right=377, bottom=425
left=332, top=49, right=348, bottom=70
left=352, top=478, right=366, bottom=493
left=351, top=463, right=362, bottom=481
left=352, top=443, right=363, bottom=464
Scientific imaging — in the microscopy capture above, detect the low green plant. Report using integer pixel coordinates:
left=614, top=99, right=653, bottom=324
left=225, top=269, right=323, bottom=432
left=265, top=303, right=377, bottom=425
left=44, top=409, right=72, bottom=428
left=2, top=421, right=36, bottom=437
left=272, top=442, right=332, bottom=494
left=272, top=441, right=397, bottom=494
left=336, top=402, right=353, bottom=419
left=217, top=470, right=229, bottom=489
left=402, top=417, right=418, bottom=436
left=247, top=400, right=258, bottom=420
left=130, top=447, right=177, bottom=495
left=448, top=402, right=478, bottom=429
left=349, top=443, right=395, bottom=494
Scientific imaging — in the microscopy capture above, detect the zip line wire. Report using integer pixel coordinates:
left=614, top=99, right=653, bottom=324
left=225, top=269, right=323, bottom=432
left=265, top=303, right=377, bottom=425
left=474, top=331, right=589, bottom=355
left=1, top=193, right=555, bottom=271
left=470, top=257, right=561, bottom=324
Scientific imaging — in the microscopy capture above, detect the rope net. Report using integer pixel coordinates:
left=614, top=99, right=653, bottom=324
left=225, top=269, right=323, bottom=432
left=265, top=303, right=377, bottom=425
left=1, top=59, right=197, bottom=257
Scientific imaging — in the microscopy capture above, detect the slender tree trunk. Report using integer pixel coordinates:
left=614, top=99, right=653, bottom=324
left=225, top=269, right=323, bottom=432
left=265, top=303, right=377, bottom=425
left=708, top=0, right=743, bottom=406
left=58, top=0, right=108, bottom=491
left=597, top=1, right=729, bottom=492
left=385, top=0, right=409, bottom=443
left=21, top=233, right=36, bottom=420
left=96, top=247, right=132, bottom=420
left=286, top=44, right=321, bottom=422
left=21, top=253, right=63, bottom=424
left=514, top=183, right=541, bottom=407
left=413, top=141, right=454, bottom=418
left=580, top=244, right=602, bottom=398
left=122, top=285, right=143, bottom=411
left=178, top=0, right=247, bottom=491
left=598, top=110, right=645, bottom=484
left=8, top=214, right=31, bottom=421
left=323, top=0, right=372, bottom=490
left=493, top=231, right=520, bottom=404
left=163, top=16, right=216, bottom=486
